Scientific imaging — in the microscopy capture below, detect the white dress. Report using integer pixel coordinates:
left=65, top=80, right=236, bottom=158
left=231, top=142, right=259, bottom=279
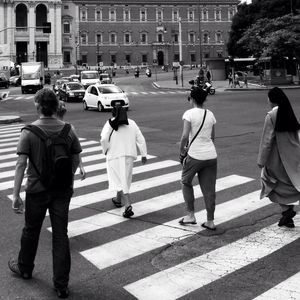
left=100, top=119, right=147, bottom=193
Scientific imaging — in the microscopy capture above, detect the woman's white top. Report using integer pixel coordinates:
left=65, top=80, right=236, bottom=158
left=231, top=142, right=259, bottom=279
left=182, top=107, right=217, bottom=160
left=100, top=118, right=147, bottom=161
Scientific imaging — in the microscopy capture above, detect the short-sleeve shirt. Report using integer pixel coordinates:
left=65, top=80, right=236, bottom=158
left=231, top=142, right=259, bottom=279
left=182, top=108, right=217, bottom=160
left=17, top=118, right=82, bottom=193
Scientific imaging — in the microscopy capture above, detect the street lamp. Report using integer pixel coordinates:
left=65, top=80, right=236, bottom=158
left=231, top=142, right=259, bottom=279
left=75, top=42, right=79, bottom=75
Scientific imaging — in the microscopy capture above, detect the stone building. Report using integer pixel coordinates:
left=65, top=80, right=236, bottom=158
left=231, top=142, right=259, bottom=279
left=71, top=0, right=238, bottom=68
left=0, top=0, right=238, bottom=69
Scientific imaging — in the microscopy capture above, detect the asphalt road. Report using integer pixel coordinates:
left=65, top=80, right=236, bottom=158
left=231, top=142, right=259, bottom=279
left=0, top=78, right=300, bottom=300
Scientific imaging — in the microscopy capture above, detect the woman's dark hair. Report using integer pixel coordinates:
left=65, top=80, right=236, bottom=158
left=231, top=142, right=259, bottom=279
left=268, top=87, right=300, bottom=132
left=190, top=87, right=207, bottom=106
left=109, top=105, right=129, bottom=130
left=34, top=88, right=59, bottom=116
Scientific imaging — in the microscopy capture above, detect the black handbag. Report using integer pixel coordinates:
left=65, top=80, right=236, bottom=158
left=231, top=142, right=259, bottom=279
left=180, top=109, right=207, bottom=165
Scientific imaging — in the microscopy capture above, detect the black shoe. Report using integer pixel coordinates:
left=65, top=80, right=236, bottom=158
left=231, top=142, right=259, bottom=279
left=112, top=197, right=122, bottom=208
left=8, top=258, right=32, bottom=279
left=278, top=210, right=296, bottom=227
left=55, top=288, right=69, bottom=299
left=123, top=205, right=134, bottom=218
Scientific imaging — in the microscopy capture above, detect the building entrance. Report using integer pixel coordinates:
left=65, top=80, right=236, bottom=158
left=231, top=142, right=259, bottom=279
left=16, top=42, right=28, bottom=64
left=157, top=51, right=164, bottom=66
left=36, top=42, right=48, bottom=67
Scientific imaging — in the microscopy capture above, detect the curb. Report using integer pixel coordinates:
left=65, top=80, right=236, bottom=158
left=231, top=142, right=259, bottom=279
left=0, top=116, right=22, bottom=124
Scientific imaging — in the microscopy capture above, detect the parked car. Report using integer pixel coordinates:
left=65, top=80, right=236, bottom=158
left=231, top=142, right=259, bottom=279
left=0, top=74, right=10, bottom=89
left=83, top=84, right=129, bottom=112
left=9, top=75, right=21, bottom=86
left=69, top=74, right=80, bottom=82
left=58, top=82, right=85, bottom=102
left=99, top=73, right=112, bottom=84
left=53, top=79, right=69, bottom=94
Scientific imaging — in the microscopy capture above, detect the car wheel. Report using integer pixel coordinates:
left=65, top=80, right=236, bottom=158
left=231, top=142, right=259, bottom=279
left=83, top=101, right=89, bottom=111
left=97, top=102, right=104, bottom=112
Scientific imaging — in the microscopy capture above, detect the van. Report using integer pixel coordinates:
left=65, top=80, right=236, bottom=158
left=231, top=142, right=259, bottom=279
left=80, top=70, right=100, bottom=89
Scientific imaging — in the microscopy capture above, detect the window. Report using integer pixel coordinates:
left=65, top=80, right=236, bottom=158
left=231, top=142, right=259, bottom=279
left=203, top=10, right=208, bottom=21
left=173, top=34, right=178, bottom=43
left=203, top=33, right=210, bottom=43
left=64, top=5, right=69, bottom=10
left=81, top=33, right=87, bottom=44
left=188, top=10, right=194, bottom=21
left=110, top=33, right=116, bottom=44
left=215, top=32, right=222, bottom=43
left=215, top=9, right=221, bottom=21
left=174, top=54, right=179, bottom=62
left=173, top=10, right=178, bottom=22
left=63, top=51, right=70, bottom=63
left=96, top=34, right=102, bottom=44
left=124, top=9, right=130, bottom=21
left=228, top=9, right=234, bottom=20
left=189, top=33, right=195, bottom=43
left=64, top=37, right=70, bottom=44
left=157, top=10, right=163, bottom=22
left=191, top=53, right=196, bottom=63
left=157, top=34, right=163, bottom=43
left=110, top=9, right=116, bottom=21
left=142, top=54, right=147, bottom=64
left=124, top=33, right=131, bottom=44
left=81, top=10, right=87, bottom=21
left=111, top=55, right=116, bottom=64
left=97, top=55, right=102, bottom=63
left=204, top=52, right=210, bottom=58
left=140, top=9, right=146, bottom=21
left=96, top=10, right=102, bottom=21
left=63, top=22, right=70, bottom=34
left=125, top=54, right=131, bottom=63
left=82, top=54, right=87, bottom=63
left=141, top=33, right=147, bottom=44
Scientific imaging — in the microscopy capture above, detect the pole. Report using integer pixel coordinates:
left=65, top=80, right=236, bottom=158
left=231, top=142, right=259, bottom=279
left=198, top=0, right=202, bottom=68
left=178, top=17, right=183, bottom=87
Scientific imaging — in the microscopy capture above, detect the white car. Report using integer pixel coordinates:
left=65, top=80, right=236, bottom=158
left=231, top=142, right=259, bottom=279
left=83, top=84, right=129, bottom=112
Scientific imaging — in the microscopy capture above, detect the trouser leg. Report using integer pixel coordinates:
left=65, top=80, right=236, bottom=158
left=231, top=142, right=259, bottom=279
left=18, top=192, right=49, bottom=274
left=48, top=192, right=71, bottom=290
left=197, top=159, right=217, bottom=221
left=181, top=156, right=198, bottom=212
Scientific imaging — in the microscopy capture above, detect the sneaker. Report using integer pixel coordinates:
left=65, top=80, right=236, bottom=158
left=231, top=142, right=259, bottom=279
left=8, top=258, right=32, bottom=279
left=55, top=288, right=69, bottom=299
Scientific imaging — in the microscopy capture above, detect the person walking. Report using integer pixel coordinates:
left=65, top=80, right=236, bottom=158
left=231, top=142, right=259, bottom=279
left=8, top=88, right=82, bottom=298
left=258, top=87, right=300, bottom=228
left=206, top=69, right=212, bottom=83
left=101, top=105, right=147, bottom=218
left=179, top=87, right=217, bottom=230
left=243, top=71, right=248, bottom=88
left=57, top=101, right=86, bottom=180
left=228, top=72, right=233, bottom=88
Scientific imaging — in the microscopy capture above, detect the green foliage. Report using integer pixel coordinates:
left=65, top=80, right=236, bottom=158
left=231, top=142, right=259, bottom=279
left=227, top=0, right=300, bottom=57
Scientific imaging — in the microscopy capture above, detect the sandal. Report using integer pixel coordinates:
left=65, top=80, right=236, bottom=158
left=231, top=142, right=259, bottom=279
left=112, top=198, right=122, bottom=208
left=123, top=205, right=134, bottom=218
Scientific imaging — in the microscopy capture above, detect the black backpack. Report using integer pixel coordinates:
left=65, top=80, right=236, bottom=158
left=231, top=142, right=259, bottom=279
left=22, top=123, right=73, bottom=190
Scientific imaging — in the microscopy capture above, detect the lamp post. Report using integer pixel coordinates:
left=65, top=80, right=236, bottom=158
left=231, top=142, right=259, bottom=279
left=198, top=0, right=203, bottom=68
left=75, top=42, right=79, bottom=75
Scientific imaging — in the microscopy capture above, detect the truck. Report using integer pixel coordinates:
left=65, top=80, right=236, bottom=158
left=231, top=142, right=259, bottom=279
left=80, top=70, right=100, bottom=89
left=21, top=62, right=44, bottom=94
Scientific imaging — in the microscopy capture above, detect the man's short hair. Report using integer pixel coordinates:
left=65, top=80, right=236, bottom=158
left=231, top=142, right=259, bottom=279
left=34, top=88, right=59, bottom=116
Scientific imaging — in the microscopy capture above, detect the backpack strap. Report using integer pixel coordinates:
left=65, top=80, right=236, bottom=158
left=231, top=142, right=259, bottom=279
left=59, top=123, right=72, bottom=139
left=22, top=124, right=48, bottom=141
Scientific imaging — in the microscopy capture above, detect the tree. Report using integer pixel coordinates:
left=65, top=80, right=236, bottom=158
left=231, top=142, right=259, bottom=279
left=227, top=0, right=300, bottom=57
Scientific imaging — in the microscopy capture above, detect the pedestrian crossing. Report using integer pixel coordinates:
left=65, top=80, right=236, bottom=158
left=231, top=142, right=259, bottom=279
left=3, top=90, right=188, bottom=102
left=1, top=123, right=299, bottom=300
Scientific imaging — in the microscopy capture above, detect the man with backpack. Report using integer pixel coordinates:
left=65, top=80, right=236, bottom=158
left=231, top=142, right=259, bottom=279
left=8, top=88, right=82, bottom=299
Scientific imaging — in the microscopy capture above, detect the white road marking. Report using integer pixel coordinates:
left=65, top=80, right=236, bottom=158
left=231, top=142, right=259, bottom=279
left=124, top=215, right=300, bottom=300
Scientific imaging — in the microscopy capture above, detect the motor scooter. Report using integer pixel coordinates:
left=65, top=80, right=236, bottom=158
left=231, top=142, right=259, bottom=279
left=188, top=79, right=216, bottom=95
left=134, top=69, right=140, bottom=78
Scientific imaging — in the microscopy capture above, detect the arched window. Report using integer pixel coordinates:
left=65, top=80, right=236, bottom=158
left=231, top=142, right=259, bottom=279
left=16, top=4, right=28, bottom=28
left=36, top=4, right=47, bottom=29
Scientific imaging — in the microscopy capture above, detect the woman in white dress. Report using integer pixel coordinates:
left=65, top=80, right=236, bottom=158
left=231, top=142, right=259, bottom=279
left=101, top=106, right=147, bottom=218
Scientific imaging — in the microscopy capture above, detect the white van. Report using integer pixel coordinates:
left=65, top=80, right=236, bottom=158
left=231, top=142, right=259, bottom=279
left=80, top=70, right=100, bottom=89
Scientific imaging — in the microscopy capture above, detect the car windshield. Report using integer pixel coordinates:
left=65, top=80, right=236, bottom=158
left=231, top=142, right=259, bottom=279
left=81, top=72, right=99, bottom=79
left=67, top=83, right=84, bottom=90
left=99, top=86, right=122, bottom=94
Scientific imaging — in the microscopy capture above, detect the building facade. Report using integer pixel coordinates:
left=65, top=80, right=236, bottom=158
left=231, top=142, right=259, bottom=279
left=0, top=0, right=63, bottom=68
left=0, top=0, right=238, bottom=69
left=71, top=0, right=238, bottom=68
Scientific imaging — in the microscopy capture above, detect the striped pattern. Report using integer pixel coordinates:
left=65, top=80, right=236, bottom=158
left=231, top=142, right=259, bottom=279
left=1, top=123, right=298, bottom=300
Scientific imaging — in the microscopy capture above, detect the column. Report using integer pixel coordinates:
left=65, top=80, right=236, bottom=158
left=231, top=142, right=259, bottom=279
left=49, top=2, right=55, bottom=55
left=28, top=3, right=35, bottom=61
left=55, top=2, right=63, bottom=67
left=6, top=3, right=13, bottom=59
left=0, top=4, right=5, bottom=44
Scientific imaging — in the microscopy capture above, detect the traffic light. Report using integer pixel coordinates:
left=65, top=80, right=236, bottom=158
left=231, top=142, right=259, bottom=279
left=43, top=22, right=51, bottom=33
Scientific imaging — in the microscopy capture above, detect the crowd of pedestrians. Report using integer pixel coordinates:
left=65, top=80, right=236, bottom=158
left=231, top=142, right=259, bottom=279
left=7, top=85, right=300, bottom=298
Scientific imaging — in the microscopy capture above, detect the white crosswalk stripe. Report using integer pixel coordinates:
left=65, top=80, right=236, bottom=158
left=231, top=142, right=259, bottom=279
left=0, top=124, right=298, bottom=299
